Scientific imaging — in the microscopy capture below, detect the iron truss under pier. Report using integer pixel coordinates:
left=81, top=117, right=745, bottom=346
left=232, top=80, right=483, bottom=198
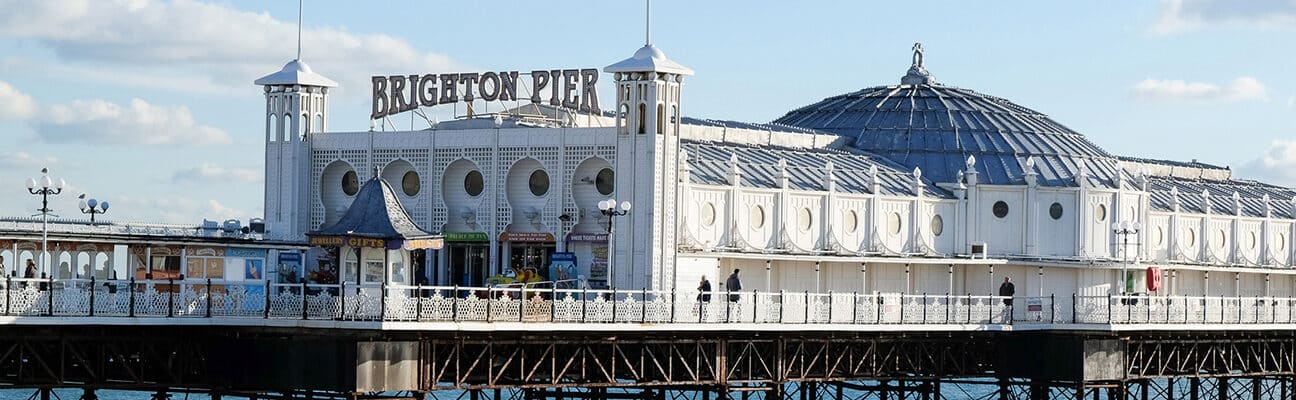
left=1, top=326, right=1296, bottom=399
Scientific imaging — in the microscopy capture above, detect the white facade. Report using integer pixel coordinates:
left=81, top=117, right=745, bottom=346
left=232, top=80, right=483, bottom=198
left=260, top=42, right=1296, bottom=300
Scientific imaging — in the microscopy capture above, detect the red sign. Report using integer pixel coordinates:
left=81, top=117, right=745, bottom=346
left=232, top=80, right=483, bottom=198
left=1146, top=267, right=1162, bottom=292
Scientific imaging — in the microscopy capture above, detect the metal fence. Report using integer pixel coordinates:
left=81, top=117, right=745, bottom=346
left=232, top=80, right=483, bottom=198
left=0, top=278, right=1291, bottom=326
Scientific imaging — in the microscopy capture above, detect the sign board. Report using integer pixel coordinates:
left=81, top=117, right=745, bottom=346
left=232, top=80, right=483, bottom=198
left=401, top=238, right=444, bottom=250
left=499, top=232, right=555, bottom=243
left=1027, top=298, right=1043, bottom=312
left=277, top=252, right=302, bottom=283
left=226, top=247, right=268, bottom=259
left=566, top=233, right=609, bottom=243
left=372, top=68, right=601, bottom=119
left=549, top=252, right=577, bottom=283
left=308, top=236, right=387, bottom=248
left=444, top=231, right=489, bottom=242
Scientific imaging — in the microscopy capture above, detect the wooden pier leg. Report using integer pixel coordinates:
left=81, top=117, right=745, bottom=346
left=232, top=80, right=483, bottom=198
left=1281, top=376, right=1289, bottom=400
left=835, top=383, right=844, bottom=400
left=1168, top=378, right=1176, bottom=400
left=879, top=381, right=890, bottom=400
left=1142, top=379, right=1151, bottom=400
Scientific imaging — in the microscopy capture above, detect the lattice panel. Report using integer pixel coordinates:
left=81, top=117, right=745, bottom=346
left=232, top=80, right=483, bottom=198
left=310, top=149, right=339, bottom=230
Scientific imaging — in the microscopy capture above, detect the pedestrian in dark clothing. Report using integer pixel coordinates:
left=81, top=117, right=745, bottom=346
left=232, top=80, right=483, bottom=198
left=998, top=277, right=1015, bottom=305
left=697, top=276, right=712, bottom=302
left=725, top=269, right=742, bottom=302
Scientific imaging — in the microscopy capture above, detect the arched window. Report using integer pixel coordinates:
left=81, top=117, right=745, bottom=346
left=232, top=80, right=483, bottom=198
left=314, top=114, right=324, bottom=133
left=637, top=103, right=647, bottom=134
left=300, top=113, right=309, bottom=137
left=268, top=114, right=278, bottom=142
left=656, top=104, right=664, bottom=134
left=619, top=104, right=630, bottom=134
left=283, top=113, right=291, bottom=139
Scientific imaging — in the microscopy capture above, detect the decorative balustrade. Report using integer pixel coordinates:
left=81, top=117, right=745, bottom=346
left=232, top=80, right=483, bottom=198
left=0, top=278, right=1292, bottom=327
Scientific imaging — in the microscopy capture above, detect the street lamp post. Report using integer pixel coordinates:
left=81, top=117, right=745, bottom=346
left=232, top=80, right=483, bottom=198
left=78, top=194, right=110, bottom=224
left=597, top=199, right=631, bottom=289
left=1113, top=220, right=1142, bottom=295
left=26, top=168, right=65, bottom=278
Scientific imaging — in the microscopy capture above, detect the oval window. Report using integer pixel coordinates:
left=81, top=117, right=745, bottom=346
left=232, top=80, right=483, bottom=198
left=1280, top=233, right=1288, bottom=252
left=1094, top=204, right=1107, bottom=222
left=931, top=214, right=944, bottom=237
left=992, top=201, right=1009, bottom=219
left=798, top=208, right=812, bottom=232
left=595, top=168, right=615, bottom=195
left=464, top=170, right=484, bottom=197
left=401, top=170, right=420, bottom=196
left=1185, top=229, right=1196, bottom=247
left=342, top=170, right=359, bottom=196
left=1248, top=231, right=1257, bottom=250
left=1153, top=226, right=1164, bottom=246
left=1049, top=203, right=1063, bottom=220
left=528, top=169, right=550, bottom=196
left=844, top=210, right=858, bottom=233
left=888, top=212, right=902, bottom=235
left=701, top=202, right=716, bottom=227
left=1216, top=230, right=1227, bottom=249
left=750, top=205, right=765, bottom=229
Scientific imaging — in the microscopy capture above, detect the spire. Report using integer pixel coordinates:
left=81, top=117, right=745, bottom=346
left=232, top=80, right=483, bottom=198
left=296, top=0, right=303, bottom=60
left=901, top=42, right=936, bottom=86
left=645, top=0, right=651, bottom=46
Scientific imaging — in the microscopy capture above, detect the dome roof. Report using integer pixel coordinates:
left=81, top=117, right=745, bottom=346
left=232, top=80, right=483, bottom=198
left=254, top=59, right=337, bottom=87
left=773, top=46, right=1122, bottom=187
left=605, top=44, right=694, bottom=76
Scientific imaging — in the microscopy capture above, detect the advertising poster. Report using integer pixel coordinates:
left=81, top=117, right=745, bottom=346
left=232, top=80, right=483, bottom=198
left=278, top=252, right=302, bottom=284
left=549, top=252, right=576, bottom=287
left=244, top=259, right=263, bottom=280
left=589, top=245, right=608, bottom=289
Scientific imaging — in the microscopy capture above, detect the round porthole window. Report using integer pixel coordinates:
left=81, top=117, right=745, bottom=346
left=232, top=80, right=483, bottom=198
left=701, top=203, right=716, bottom=227
left=888, top=212, right=902, bottom=235
left=931, top=214, right=944, bottom=237
left=595, top=168, right=615, bottom=196
left=528, top=169, right=550, bottom=196
left=342, top=170, right=359, bottom=196
left=401, top=171, right=420, bottom=196
left=798, top=208, right=813, bottom=232
left=1049, top=203, right=1063, bottom=220
left=844, top=210, right=859, bottom=233
left=1094, top=204, right=1107, bottom=222
left=750, top=205, right=765, bottom=229
left=992, top=201, right=1009, bottom=219
left=464, top=170, right=484, bottom=197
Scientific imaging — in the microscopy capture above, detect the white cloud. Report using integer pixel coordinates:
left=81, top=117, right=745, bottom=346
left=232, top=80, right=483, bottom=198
left=1238, top=140, right=1296, bottom=187
left=0, top=152, right=58, bottom=170
left=1153, top=0, right=1296, bottom=34
left=1131, top=77, right=1269, bottom=103
left=0, top=81, right=36, bottom=120
left=172, top=163, right=263, bottom=184
left=34, top=98, right=231, bottom=146
left=0, top=0, right=461, bottom=95
left=107, top=195, right=256, bottom=224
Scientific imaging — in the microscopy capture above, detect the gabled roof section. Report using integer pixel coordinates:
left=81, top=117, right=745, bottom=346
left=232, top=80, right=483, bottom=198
left=1145, top=175, right=1296, bottom=219
left=255, top=59, right=338, bottom=87
left=309, top=174, right=436, bottom=239
left=682, top=140, right=951, bottom=198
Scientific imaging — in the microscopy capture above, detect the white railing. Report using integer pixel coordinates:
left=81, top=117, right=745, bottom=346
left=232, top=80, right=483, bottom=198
left=0, top=278, right=1292, bottom=327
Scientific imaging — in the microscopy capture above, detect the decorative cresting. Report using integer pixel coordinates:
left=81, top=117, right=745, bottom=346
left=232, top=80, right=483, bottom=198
left=901, top=42, right=936, bottom=85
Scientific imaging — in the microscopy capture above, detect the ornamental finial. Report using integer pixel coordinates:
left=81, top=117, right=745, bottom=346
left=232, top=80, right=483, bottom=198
left=901, top=42, right=936, bottom=85
left=912, top=43, right=924, bottom=68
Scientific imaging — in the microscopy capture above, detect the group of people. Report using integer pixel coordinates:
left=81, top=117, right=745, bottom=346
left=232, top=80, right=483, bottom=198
left=0, top=255, right=43, bottom=279
left=695, top=269, right=742, bottom=303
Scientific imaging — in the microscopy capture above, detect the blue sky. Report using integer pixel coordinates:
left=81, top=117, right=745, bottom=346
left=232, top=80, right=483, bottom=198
left=0, top=0, right=1293, bottom=224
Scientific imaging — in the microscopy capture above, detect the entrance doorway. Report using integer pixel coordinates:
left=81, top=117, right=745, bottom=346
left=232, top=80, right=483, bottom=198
left=508, top=243, right=555, bottom=277
left=448, top=245, right=488, bottom=287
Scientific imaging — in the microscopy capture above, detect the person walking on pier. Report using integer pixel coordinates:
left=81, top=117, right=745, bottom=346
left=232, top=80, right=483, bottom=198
left=725, top=269, right=742, bottom=303
left=697, top=276, right=712, bottom=303
left=999, top=277, right=1015, bottom=306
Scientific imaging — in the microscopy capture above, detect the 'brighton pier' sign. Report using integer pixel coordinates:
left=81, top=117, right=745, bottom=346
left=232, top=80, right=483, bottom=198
left=371, top=68, right=601, bottom=119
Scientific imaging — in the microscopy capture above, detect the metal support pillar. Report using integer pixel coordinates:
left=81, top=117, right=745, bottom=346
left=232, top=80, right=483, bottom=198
left=1220, top=377, right=1229, bottom=400
left=40, top=388, right=51, bottom=400
left=79, top=388, right=99, bottom=400
left=999, top=377, right=1011, bottom=400
left=1191, top=377, right=1201, bottom=400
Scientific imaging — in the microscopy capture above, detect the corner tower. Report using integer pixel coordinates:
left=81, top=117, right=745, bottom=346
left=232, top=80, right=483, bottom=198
left=604, top=25, right=693, bottom=290
left=256, top=59, right=337, bottom=240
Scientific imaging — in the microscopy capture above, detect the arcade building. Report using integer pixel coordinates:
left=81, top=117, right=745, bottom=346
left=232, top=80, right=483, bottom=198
left=258, top=37, right=1296, bottom=301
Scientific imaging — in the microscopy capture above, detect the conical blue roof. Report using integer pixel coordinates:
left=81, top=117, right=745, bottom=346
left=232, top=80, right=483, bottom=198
left=309, top=173, right=434, bottom=240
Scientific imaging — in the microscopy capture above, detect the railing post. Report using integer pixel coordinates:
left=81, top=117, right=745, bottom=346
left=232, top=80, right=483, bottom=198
left=89, top=276, right=97, bottom=317
left=166, top=279, right=174, bottom=318
left=128, top=278, right=136, bottom=318
left=1107, top=293, right=1113, bottom=324
left=3, top=277, right=9, bottom=316
left=205, top=278, right=212, bottom=318
left=803, top=291, right=809, bottom=324
left=852, top=292, right=859, bottom=324
left=752, top=290, right=758, bottom=323
left=611, top=287, right=618, bottom=323
left=726, top=289, right=733, bottom=324
left=550, top=285, right=557, bottom=323
left=898, top=294, right=905, bottom=324
left=380, top=281, right=388, bottom=321
left=519, top=286, right=526, bottom=323
left=47, top=277, right=55, bottom=316
left=878, top=294, right=884, bottom=324
left=1072, top=294, right=1077, bottom=324
left=301, top=282, right=308, bottom=320
left=641, top=288, right=647, bottom=324
left=580, top=287, right=587, bottom=323
left=415, top=285, right=423, bottom=322
left=779, top=290, right=785, bottom=324
left=451, top=285, right=459, bottom=322
left=1007, top=295, right=1014, bottom=325
left=921, top=293, right=927, bottom=324
left=1050, top=294, right=1056, bottom=324
left=263, top=280, right=271, bottom=319
left=945, top=293, right=951, bottom=323
left=486, top=287, right=493, bottom=322
left=670, top=288, right=676, bottom=323
left=828, top=291, right=834, bottom=323
left=340, top=281, right=347, bottom=320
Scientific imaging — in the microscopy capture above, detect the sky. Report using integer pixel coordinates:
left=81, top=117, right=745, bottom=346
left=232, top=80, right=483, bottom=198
left=0, top=0, right=1293, bottom=225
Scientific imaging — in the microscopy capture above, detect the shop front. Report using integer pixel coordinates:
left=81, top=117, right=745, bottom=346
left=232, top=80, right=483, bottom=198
left=444, top=231, right=489, bottom=287
left=566, top=232, right=609, bottom=289
left=501, top=232, right=556, bottom=284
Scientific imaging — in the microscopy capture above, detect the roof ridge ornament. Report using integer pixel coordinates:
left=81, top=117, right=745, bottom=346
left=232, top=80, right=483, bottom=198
left=901, top=42, right=937, bottom=86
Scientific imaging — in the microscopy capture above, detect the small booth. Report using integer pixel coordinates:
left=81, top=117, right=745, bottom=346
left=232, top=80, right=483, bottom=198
left=306, top=171, right=443, bottom=289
